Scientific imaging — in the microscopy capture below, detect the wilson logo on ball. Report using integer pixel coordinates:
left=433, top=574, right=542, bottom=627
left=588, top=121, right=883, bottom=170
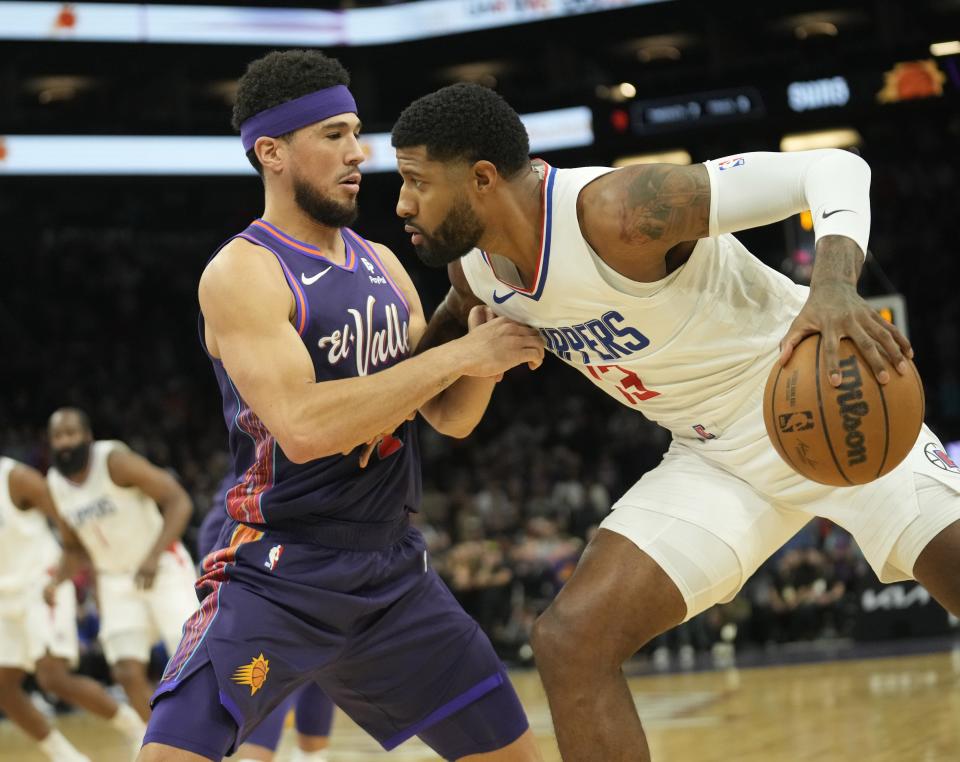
left=835, top=355, right=869, bottom=466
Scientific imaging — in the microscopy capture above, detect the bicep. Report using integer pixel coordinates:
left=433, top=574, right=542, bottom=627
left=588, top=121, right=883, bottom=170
left=107, top=449, right=186, bottom=506
left=200, top=245, right=318, bottom=442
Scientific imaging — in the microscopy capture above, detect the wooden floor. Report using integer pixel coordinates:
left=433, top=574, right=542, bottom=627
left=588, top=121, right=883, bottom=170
left=3, top=650, right=960, bottom=761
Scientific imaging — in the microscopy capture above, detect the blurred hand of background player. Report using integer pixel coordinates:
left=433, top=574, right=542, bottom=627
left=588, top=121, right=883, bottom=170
left=779, top=280, right=913, bottom=387
left=135, top=552, right=160, bottom=590
left=457, top=312, right=545, bottom=378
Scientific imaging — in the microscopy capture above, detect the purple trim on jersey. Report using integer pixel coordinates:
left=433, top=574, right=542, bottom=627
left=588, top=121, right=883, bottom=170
left=381, top=671, right=505, bottom=750
left=344, top=228, right=410, bottom=313
left=236, top=233, right=309, bottom=336
left=162, top=584, right=224, bottom=683
left=252, top=219, right=357, bottom=271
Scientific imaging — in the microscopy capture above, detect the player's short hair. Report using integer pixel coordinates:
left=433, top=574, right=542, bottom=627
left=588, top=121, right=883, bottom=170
left=51, top=407, right=92, bottom=434
left=391, top=83, right=530, bottom=179
left=232, top=49, right=351, bottom=174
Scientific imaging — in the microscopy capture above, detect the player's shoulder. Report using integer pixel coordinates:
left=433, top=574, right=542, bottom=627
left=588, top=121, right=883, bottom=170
left=200, top=236, right=290, bottom=310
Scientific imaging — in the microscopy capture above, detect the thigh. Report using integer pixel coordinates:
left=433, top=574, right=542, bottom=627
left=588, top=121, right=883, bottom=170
left=0, top=606, right=33, bottom=672
left=417, top=673, right=529, bottom=761
left=819, top=425, right=960, bottom=580
left=144, top=660, right=238, bottom=761
left=602, top=446, right=810, bottom=620
left=326, top=570, right=518, bottom=753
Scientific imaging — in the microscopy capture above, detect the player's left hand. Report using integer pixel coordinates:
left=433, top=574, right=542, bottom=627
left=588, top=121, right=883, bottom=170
left=779, top=280, right=913, bottom=387
left=135, top=553, right=160, bottom=590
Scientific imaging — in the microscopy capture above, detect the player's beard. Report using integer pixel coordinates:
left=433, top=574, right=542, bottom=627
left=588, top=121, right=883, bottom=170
left=413, top=193, right=483, bottom=268
left=52, top=441, right=91, bottom=476
left=293, top=174, right=358, bottom=228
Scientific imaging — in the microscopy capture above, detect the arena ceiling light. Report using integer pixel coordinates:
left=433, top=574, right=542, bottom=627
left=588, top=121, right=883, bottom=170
left=0, top=0, right=672, bottom=47
left=0, top=106, right=593, bottom=176
left=779, top=128, right=862, bottom=152
left=930, top=40, right=960, bottom=56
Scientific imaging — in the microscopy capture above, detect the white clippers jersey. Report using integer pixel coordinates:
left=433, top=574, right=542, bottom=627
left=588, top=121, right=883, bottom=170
left=460, top=163, right=810, bottom=440
left=0, top=457, right=61, bottom=594
left=47, top=441, right=162, bottom=574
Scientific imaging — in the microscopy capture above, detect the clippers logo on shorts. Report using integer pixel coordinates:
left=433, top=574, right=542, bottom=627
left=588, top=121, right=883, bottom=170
left=836, top=355, right=868, bottom=466
left=232, top=653, right=270, bottom=696
left=778, top=410, right=815, bottom=432
left=317, top=295, right=410, bottom=376
left=264, top=544, right=284, bottom=571
left=924, top=443, right=960, bottom=474
left=538, top=311, right=650, bottom=364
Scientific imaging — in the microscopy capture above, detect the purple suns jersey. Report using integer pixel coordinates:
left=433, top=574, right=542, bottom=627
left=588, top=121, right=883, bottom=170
left=200, top=219, right=421, bottom=535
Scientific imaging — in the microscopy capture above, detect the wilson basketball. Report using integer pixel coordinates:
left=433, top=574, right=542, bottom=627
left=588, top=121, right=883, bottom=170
left=763, top=334, right=924, bottom=486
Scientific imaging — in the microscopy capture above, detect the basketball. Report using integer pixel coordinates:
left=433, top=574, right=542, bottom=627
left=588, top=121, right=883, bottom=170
left=763, top=334, right=925, bottom=486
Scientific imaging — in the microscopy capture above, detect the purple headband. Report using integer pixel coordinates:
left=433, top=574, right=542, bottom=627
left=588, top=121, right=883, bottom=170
left=240, top=85, right=358, bottom=153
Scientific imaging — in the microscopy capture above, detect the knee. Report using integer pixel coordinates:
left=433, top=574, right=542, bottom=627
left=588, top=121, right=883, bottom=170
left=0, top=668, right=24, bottom=695
left=35, top=660, right=69, bottom=695
left=112, top=660, right=147, bottom=688
left=531, top=598, right=666, bottom=675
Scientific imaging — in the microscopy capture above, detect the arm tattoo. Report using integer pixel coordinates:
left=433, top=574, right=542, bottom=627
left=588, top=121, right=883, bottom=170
left=811, top=235, right=864, bottom=286
left=618, top=164, right=711, bottom=246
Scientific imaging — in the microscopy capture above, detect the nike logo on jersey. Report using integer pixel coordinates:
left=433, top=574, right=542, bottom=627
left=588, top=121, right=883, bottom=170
left=492, top=290, right=516, bottom=304
left=301, top=266, right=332, bottom=285
left=821, top=208, right=854, bottom=219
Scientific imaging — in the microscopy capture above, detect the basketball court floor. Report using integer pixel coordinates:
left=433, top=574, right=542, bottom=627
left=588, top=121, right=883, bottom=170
left=2, top=648, right=959, bottom=761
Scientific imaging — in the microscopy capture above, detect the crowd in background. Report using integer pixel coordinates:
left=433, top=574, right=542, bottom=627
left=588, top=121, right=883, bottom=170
left=2, top=138, right=959, bottom=678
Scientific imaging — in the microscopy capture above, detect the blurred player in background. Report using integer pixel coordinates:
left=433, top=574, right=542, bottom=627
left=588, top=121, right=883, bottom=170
left=0, top=456, right=146, bottom=761
left=47, top=407, right=197, bottom=722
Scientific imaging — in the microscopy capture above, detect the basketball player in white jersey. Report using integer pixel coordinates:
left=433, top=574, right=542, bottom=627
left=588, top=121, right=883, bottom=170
left=0, top=456, right=146, bottom=761
left=391, top=84, right=960, bottom=760
left=47, top=407, right=199, bottom=723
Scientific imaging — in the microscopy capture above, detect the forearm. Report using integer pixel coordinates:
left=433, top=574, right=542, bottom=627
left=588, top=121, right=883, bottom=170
left=417, top=301, right=497, bottom=438
left=145, top=497, right=191, bottom=560
left=53, top=546, right=88, bottom=584
left=810, top=235, right=864, bottom=289
left=288, top=342, right=470, bottom=462
left=706, top=149, right=871, bottom=254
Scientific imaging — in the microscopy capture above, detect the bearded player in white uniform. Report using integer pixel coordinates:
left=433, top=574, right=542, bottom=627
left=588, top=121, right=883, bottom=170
left=46, top=408, right=198, bottom=723
left=0, top=456, right=146, bottom=761
left=391, top=84, right=960, bottom=760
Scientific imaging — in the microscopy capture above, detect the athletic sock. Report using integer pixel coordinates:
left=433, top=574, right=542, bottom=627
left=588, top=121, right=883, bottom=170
left=292, top=750, right=330, bottom=762
left=38, top=729, right=92, bottom=762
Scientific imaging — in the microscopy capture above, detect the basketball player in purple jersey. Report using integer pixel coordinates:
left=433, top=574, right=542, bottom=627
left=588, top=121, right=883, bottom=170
left=196, top=475, right=335, bottom=762
left=390, top=84, right=960, bottom=761
left=138, top=51, right=545, bottom=762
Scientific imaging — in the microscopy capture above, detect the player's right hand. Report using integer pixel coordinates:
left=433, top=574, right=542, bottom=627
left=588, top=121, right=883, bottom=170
left=457, top=316, right=545, bottom=378
left=43, top=582, right=57, bottom=607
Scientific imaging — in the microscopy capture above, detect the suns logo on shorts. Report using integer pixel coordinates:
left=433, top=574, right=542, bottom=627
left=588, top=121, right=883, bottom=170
left=232, top=653, right=270, bottom=695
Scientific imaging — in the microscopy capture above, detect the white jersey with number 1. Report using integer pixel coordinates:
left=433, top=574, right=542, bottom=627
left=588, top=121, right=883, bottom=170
left=47, top=440, right=164, bottom=574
